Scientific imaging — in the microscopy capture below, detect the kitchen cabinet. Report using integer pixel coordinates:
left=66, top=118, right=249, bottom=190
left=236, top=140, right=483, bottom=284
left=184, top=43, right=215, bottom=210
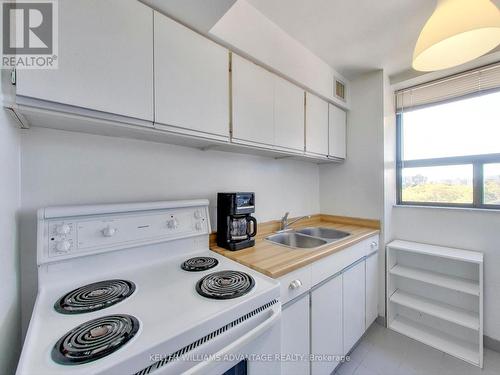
left=232, top=54, right=274, bottom=146
left=365, top=252, right=378, bottom=328
left=276, top=235, right=379, bottom=374
left=305, top=93, right=329, bottom=156
left=311, top=274, right=343, bottom=375
left=11, top=1, right=349, bottom=163
left=328, top=104, right=347, bottom=159
left=282, top=294, right=310, bottom=375
left=274, top=76, right=305, bottom=151
left=343, top=259, right=366, bottom=354
left=16, top=0, right=153, bottom=121
left=154, top=12, right=229, bottom=138
left=279, top=267, right=311, bottom=305
left=233, top=55, right=305, bottom=150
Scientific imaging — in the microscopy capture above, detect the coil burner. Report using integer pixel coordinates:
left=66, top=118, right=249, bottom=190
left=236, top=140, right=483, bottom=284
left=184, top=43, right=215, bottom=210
left=196, top=270, right=255, bottom=300
left=51, top=314, right=139, bottom=365
left=54, top=280, right=135, bottom=314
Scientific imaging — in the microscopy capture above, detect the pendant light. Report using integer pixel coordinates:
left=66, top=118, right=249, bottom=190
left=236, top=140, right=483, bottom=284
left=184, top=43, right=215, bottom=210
left=413, top=0, right=500, bottom=72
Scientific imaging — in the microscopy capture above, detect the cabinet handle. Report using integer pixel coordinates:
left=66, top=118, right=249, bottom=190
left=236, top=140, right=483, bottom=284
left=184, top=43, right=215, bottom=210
left=289, top=279, right=302, bottom=290
left=370, top=241, right=377, bottom=249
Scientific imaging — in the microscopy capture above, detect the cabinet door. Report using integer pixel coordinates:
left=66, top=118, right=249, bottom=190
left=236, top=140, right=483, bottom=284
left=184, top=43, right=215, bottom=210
left=343, top=260, right=366, bottom=355
left=311, top=274, right=343, bottom=375
left=282, top=294, right=310, bottom=375
left=232, top=55, right=274, bottom=146
left=328, top=104, right=347, bottom=159
left=16, top=0, right=153, bottom=121
left=274, top=76, right=305, bottom=151
left=154, top=12, right=229, bottom=137
left=365, top=253, right=378, bottom=328
left=305, top=93, right=329, bottom=155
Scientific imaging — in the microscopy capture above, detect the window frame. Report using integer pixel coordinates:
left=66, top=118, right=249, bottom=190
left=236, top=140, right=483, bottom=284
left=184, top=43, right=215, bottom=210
left=396, top=107, right=500, bottom=210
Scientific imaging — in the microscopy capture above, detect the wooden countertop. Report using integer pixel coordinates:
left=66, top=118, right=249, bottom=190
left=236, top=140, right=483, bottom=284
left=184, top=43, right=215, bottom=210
left=210, top=214, right=380, bottom=278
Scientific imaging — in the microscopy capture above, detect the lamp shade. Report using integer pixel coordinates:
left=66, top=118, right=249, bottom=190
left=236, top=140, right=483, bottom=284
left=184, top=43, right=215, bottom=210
left=413, top=0, right=500, bottom=71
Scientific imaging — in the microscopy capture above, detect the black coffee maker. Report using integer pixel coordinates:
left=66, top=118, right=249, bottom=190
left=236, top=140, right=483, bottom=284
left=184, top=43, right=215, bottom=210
left=217, top=192, right=257, bottom=251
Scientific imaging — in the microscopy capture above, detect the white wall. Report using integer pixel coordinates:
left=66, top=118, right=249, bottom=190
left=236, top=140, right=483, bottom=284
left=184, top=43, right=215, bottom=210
left=0, top=95, right=21, bottom=371
left=19, top=127, right=320, bottom=334
left=140, top=0, right=237, bottom=33
left=392, top=206, right=500, bottom=340
left=319, top=71, right=384, bottom=220
left=383, top=75, right=397, bottom=244
left=319, top=70, right=386, bottom=317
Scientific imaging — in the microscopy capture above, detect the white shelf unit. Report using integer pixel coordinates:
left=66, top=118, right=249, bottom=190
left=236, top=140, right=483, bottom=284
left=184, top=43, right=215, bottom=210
left=386, top=240, right=483, bottom=368
left=390, top=264, right=480, bottom=296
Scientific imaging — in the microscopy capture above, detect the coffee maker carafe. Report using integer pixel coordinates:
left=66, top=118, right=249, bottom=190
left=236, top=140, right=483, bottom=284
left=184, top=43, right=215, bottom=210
left=217, top=193, right=257, bottom=251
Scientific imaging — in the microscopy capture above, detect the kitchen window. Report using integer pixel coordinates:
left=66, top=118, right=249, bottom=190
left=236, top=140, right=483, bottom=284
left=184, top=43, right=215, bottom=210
left=396, top=63, right=500, bottom=209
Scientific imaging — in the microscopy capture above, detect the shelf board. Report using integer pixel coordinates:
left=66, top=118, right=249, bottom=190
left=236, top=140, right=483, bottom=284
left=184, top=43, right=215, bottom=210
left=390, top=315, right=479, bottom=366
left=390, top=264, right=480, bottom=296
left=387, top=240, right=483, bottom=264
left=390, top=290, right=479, bottom=330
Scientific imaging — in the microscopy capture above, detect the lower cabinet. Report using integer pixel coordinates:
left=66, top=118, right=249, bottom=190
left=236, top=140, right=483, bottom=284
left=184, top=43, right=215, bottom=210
left=279, top=235, right=379, bottom=374
left=342, top=260, right=366, bottom=355
left=365, top=253, right=378, bottom=328
left=311, top=274, right=343, bottom=375
left=281, top=294, right=310, bottom=375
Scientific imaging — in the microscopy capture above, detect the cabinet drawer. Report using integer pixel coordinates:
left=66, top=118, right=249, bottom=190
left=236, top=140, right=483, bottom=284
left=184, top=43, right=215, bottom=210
left=279, top=266, right=312, bottom=304
left=311, top=235, right=379, bottom=286
left=366, top=235, right=379, bottom=255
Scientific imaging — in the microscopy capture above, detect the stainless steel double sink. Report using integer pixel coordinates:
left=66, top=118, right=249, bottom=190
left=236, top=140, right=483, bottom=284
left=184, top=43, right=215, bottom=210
left=266, top=227, right=351, bottom=249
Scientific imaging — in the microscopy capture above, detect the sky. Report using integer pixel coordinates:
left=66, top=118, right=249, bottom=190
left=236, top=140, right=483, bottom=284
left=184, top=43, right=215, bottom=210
left=402, top=90, right=500, bottom=182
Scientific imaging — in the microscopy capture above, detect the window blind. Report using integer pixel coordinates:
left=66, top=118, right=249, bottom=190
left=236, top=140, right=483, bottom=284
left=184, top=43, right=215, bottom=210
left=396, top=62, right=500, bottom=112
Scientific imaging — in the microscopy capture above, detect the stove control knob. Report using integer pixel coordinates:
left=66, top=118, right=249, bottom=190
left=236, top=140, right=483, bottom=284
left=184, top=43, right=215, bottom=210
left=102, top=226, right=118, bottom=237
left=194, top=210, right=203, bottom=219
left=56, top=240, right=71, bottom=253
left=55, top=224, right=71, bottom=235
left=167, top=218, right=179, bottom=230
left=195, top=222, right=203, bottom=231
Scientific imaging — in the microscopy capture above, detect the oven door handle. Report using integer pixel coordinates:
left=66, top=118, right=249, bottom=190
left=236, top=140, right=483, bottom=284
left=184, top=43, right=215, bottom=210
left=183, top=307, right=281, bottom=375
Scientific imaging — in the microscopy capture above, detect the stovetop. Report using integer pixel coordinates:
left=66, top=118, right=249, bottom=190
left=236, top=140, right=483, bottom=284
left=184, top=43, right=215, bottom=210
left=18, top=250, right=279, bottom=375
left=17, top=200, right=280, bottom=375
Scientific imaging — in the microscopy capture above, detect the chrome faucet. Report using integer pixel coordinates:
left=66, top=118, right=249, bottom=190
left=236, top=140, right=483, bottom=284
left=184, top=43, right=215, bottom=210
left=279, top=212, right=311, bottom=231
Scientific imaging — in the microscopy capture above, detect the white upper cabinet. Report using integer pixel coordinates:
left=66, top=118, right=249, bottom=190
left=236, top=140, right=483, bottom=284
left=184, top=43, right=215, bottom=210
left=154, top=12, right=229, bottom=138
left=305, top=93, right=329, bottom=156
left=231, top=54, right=274, bottom=146
left=274, top=76, right=305, bottom=151
left=16, top=0, right=153, bottom=121
left=329, top=104, right=347, bottom=159
left=311, top=274, right=343, bottom=375
left=343, top=260, right=366, bottom=355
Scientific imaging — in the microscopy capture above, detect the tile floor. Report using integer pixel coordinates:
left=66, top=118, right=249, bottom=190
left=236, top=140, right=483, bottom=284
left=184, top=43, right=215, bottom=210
left=335, top=323, right=500, bottom=375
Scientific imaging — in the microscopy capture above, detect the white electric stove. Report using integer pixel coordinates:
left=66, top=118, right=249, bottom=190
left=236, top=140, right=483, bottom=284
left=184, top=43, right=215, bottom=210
left=16, top=200, right=281, bottom=375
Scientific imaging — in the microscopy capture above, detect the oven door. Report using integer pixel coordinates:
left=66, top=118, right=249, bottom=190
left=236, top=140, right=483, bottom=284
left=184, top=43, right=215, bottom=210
left=150, top=303, right=281, bottom=375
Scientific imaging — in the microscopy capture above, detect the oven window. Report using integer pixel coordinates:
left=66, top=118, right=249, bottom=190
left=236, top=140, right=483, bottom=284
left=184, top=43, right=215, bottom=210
left=223, top=359, right=247, bottom=375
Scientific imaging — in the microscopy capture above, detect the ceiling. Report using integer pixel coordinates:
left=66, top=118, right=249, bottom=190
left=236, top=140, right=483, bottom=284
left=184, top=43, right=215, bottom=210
left=247, top=0, right=500, bottom=79
left=142, top=0, right=500, bottom=80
